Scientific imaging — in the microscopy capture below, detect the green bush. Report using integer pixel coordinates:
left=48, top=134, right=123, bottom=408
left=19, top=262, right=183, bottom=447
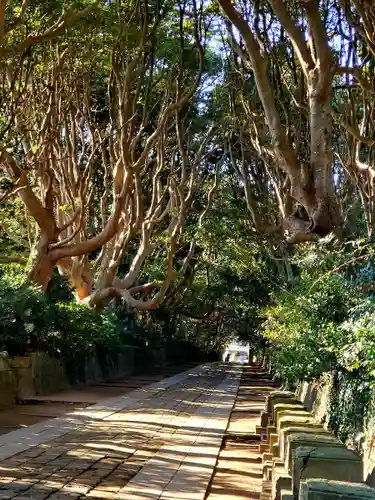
left=0, top=265, right=137, bottom=359
left=262, top=244, right=375, bottom=384
left=262, top=272, right=356, bottom=382
left=0, top=264, right=58, bottom=355
left=261, top=243, right=375, bottom=447
left=0, top=264, right=218, bottom=373
left=327, top=370, right=371, bottom=448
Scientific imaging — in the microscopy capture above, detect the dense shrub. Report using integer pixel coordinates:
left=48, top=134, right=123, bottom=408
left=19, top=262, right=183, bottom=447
left=0, top=264, right=219, bottom=369
left=260, top=242, right=375, bottom=445
left=0, top=266, right=122, bottom=354
left=261, top=245, right=373, bottom=381
left=262, top=276, right=355, bottom=382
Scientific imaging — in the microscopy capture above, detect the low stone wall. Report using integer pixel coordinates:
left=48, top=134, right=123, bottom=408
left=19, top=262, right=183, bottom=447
left=295, top=375, right=332, bottom=425
left=0, top=348, right=135, bottom=405
left=31, top=352, right=69, bottom=396
left=259, top=389, right=372, bottom=500
left=0, top=353, right=17, bottom=407
left=264, top=354, right=375, bottom=486
left=295, top=375, right=375, bottom=487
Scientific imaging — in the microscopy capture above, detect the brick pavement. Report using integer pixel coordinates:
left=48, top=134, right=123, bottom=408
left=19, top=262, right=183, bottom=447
left=206, top=366, right=279, bottom=500
left=0, top=363, right=242, bottom=500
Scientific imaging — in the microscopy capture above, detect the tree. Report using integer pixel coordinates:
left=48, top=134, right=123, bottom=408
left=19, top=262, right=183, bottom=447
left=2, top=0, right=375, bottom=318
left=0, top=0, right=217, bottom=309
left=217, top=0, right=375, bottom=244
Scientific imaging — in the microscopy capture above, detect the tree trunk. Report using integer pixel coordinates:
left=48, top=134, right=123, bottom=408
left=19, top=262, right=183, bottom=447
left=306, top=67, right=338, bottom=236
left=28, top=237, right=55, bottom=291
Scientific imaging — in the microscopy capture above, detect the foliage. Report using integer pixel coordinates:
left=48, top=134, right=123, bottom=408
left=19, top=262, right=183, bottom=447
left=327, top=370, right=371, bottom=449
left=0, top=264, right=219, bottom=371
left=1, top=0, right=375, bottom=447
left=261, top=244, right=371, bottom=380
left=0, top=265, right=125, bottom=356
left=164, top=179, right=275, bottom=351
left=260, top=242, right=375, bottom=446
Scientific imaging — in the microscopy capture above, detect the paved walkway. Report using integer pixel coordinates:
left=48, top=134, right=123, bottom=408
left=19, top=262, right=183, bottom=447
left=206, top=366, right=278, bottom=500
left=0, top=363, right=242, bottom=500
left=0, top=364, right=199, bottom=436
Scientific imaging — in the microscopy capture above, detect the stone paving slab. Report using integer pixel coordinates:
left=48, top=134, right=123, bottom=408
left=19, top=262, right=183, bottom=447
left=0, top=363, right=206, bottom=460
left=0, top=363, right=242, bottom=500
left=19, top=365, right=199, bottom=406
left=206, top=368, right=277, bottom=500
left=116, top=366, right=242, bottom=500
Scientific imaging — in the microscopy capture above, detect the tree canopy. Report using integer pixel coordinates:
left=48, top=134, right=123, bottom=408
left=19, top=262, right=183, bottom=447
left=1, top=0, right=375, bottom=359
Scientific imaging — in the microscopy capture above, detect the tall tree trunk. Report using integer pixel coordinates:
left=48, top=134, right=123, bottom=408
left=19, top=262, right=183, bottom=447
left=28, top=233, right=56, bottom=290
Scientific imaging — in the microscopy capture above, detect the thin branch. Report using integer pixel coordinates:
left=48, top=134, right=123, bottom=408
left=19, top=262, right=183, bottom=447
left=0, top=5, right=99, bottom=59
left=269, top=0, right=314, bottom=74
